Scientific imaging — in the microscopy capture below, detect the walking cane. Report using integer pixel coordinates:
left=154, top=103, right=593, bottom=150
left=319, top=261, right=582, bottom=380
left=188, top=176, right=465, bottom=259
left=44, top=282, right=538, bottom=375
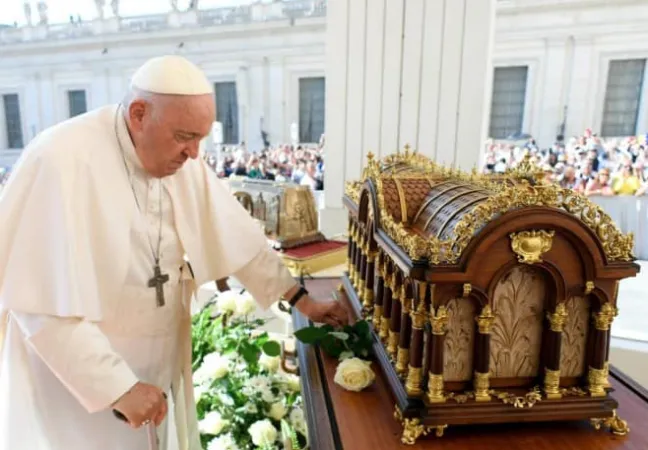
left=113, top=410, right=160, bottom=450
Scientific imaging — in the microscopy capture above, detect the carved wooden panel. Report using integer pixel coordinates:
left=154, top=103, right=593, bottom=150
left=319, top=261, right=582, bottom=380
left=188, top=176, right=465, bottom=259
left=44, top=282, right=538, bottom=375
left=560, top=296, right=590, bottom=377
left=490, top=265, right=546, bottom=378
left=443, top=298, right=477, bottom=382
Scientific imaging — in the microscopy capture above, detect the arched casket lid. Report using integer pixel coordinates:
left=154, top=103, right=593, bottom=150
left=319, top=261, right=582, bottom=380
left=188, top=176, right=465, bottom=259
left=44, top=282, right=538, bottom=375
left=344, top=149, right=635, bottom=265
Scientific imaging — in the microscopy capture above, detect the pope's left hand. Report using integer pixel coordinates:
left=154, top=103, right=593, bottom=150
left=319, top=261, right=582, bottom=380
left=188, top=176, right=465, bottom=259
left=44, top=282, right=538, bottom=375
left=296, top=296, right=350, bottom=328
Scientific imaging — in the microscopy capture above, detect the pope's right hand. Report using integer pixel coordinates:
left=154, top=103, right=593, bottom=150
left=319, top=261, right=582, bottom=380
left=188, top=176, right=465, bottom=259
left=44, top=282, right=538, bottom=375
left=112, top=382, right=168, bottom=428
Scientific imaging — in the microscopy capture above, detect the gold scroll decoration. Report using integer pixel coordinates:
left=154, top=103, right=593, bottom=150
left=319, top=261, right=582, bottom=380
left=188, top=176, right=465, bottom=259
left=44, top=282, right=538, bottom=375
left=356, top=151, right=635, bottom=264
left=510, top=230, right=555, bottom=265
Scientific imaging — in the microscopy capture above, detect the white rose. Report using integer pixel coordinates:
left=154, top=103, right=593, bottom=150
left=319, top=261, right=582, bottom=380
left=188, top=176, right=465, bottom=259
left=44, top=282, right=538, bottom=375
left=216, top=291, right=238, bottom=315
left=280, top=373, right=301, bottom=393
left=289, top=407, right=308, bottom=436
left=333, top=357, right=375, bottom=392
left=199, top=411, right=229, bottom=436
left=207, top=433, right=240, bottom=450
left=267, top=402, right=287, bottom=421
left=248, top=419, right=278, bottom=447
left=194, top=384, right=208, bottom=400
left=259, top=353, right=280, bottom=373
left=236, top=292, right=257, bottom=316
left=261, top=387, right=276, bottom=404
left=197, top=353, right=230, bottom=381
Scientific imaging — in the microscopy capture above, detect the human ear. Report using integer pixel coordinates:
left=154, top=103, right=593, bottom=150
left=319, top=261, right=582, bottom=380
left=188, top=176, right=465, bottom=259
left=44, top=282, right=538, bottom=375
left=128, top=100, right=147, bottom=131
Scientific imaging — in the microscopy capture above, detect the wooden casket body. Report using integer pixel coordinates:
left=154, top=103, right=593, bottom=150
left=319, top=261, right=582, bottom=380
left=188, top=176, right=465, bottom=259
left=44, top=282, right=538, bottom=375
left=342, top=150, right=640, bottom=444
left=225, top=177, right=324, bottom=249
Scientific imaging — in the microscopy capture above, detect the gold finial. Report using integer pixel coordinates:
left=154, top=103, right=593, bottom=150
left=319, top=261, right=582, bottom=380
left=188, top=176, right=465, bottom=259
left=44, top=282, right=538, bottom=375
left=367, top=151, right=374, bottom=161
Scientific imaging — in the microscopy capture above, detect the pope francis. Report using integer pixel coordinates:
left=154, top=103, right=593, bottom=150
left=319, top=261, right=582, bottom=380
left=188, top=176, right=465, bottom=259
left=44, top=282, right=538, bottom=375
left=0, top=55, right=348, bottom=450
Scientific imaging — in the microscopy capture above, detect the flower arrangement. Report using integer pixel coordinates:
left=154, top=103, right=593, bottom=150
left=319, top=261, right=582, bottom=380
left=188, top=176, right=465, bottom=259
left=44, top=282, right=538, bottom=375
left=192, top=290, right=308, bottom=450
left=294, top=320, right=376, bottom=392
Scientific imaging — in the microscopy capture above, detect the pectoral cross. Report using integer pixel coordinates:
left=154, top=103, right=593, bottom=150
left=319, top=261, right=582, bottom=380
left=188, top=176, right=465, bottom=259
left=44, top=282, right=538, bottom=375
left=148, top=262, right=169, bottom=307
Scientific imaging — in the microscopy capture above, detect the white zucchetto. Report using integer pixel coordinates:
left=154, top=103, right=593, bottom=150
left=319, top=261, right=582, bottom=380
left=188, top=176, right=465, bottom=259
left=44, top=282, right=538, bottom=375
left=130, top=55, right=214, bottom=95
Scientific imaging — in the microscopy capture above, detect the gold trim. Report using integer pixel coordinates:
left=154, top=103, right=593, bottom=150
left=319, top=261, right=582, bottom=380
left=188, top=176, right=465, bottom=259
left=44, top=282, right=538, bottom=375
left=411, top=180, right=457, bottom=224
left=363, top=287, right=374, bottom=309
left=393, top=177, right=409, bottom=225
left=358, top=151, right=634, bottom=264
left=279, top=245, right=348, bottom=279
left=396, top=347, right=409, bottom=376
left=544, top=368, right=562, bottom=399
left=462, top=283, right=472, bottom=298
left=585, top=281, right=595, bottom=295
left=593, top=302, right=618, bottom=331
left=476, top=305, right=495, bottom=334
left=474, top=371, right=491, bottom=402
left=588, top=366, right=607, bottom=397
left=423, top=188, right=483, bottom=233
left=510, top=230, right=555, bottom=264
left=410, top=295, right=427, bottom=329
left=405, top=366, right=423, bottom=397
left=430, top=306, right=449, bottom=335
left=547, top=303, right=568, bottom=332
left=426, top=373, right=446, bottom=403
left=603, top=361, right=611, bottom=388
left=437, top=193, right=489, bottom=239
left=372, top=305, right=383, bottom=328
left=591, top=410, right=630, bottom=436
left=388, top=330, right=400, bottom=357
left=380, top=317, right=390, bottom=340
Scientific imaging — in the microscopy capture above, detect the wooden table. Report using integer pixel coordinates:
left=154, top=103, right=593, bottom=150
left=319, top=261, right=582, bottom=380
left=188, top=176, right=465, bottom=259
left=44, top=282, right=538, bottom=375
left=295, top=278, right=648, bottom=450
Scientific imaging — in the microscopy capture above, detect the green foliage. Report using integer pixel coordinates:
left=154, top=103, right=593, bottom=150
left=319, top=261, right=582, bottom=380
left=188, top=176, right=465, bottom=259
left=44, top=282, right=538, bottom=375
left=294, top=320, right=373, bottom=361
left=192, top=305, right=307, bottom=450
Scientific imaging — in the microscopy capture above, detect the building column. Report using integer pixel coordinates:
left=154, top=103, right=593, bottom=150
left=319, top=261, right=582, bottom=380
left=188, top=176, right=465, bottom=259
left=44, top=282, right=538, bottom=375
left=323, top=0, right=496, bottom=237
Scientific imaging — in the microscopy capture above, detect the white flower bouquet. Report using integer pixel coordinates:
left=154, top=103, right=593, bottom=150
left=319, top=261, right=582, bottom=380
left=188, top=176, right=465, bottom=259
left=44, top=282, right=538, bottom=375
left=192, top=291, right=308, bottom=450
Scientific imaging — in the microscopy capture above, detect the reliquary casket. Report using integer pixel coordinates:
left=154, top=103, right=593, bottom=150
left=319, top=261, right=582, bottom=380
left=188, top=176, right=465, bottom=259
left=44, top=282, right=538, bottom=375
left=341, top=150, right=640, bottom=444
left=225, top=177, right=325, bottom=249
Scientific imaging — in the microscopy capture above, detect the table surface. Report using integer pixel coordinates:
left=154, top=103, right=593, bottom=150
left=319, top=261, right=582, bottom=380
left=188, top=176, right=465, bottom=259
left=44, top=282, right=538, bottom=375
left=297, top=278, right=648, bottom=450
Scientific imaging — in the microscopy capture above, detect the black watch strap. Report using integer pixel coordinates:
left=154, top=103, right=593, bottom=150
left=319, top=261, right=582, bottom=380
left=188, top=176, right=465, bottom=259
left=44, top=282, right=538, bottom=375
left=288, top=286, right=309, bottom=307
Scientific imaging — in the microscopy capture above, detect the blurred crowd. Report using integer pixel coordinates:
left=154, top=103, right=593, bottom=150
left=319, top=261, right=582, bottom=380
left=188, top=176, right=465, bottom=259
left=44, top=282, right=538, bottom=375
left=483, top=129, right=648, bottom=197
left=204, top=143, right=325, bottom=190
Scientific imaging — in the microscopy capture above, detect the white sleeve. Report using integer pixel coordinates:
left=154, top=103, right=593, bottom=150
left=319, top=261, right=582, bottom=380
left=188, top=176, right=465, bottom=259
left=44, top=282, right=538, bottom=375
left=11, top=311, right=139, bottom=414
left=233, top=248, right=297, bottom=308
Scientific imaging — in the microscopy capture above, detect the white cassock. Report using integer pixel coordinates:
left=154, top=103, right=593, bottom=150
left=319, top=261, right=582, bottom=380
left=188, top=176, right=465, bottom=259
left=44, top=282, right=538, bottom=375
left=0, top=105, right=296, bottom=450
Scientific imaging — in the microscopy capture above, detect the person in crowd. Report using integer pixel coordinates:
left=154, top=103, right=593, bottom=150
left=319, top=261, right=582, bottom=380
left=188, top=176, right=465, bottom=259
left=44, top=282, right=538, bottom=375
left=585, top=168, right=614, bottom=196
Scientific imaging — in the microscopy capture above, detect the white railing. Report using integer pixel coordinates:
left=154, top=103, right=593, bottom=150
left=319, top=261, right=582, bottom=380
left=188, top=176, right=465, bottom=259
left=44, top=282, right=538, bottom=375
left=0, top=0, right=326, bottom=45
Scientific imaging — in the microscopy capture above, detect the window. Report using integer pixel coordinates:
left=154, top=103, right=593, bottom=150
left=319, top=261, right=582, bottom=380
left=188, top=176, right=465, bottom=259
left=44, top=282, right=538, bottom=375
left=299, top=77, right=325, bottom=143
left=488, top=66, right=528, bottom=139
left=214, top=82, right=239, bottom=145
left=68, top=90, right=87, bottom=117
left=3, top=94, right=23, bottom=149
left=601, top=59, right=646, bottom=137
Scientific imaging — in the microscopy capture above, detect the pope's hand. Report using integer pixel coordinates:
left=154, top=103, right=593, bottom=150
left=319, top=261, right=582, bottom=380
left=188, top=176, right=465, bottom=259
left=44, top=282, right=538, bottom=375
left=112, top=382, right=168, bottom=428
left=296, top=296, right=350, bottom=327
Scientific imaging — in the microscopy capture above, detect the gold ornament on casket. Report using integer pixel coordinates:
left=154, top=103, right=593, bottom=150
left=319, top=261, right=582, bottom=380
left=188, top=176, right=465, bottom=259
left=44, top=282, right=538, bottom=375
left=340, top=148, right=640, bottom=445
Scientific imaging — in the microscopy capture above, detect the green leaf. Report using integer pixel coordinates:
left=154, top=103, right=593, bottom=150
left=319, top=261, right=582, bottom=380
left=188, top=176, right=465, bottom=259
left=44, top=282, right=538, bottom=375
left=240, top=341, right=260, bottom=365
left=339, top=351, right=354, bottom=361
left=262, top=340, right=281, bottom=357
left=329, top=331, right=349, bottom=341
left=294, top=326, right=328, bottom=344
left=353, top=320, right=371, bottom=337
left=321, top=334, right=345, bottom=358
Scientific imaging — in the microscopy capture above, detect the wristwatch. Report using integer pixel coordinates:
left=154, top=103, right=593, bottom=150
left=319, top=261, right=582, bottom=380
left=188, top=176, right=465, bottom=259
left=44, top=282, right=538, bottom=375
left=278, top=285, right=309, bottom=312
